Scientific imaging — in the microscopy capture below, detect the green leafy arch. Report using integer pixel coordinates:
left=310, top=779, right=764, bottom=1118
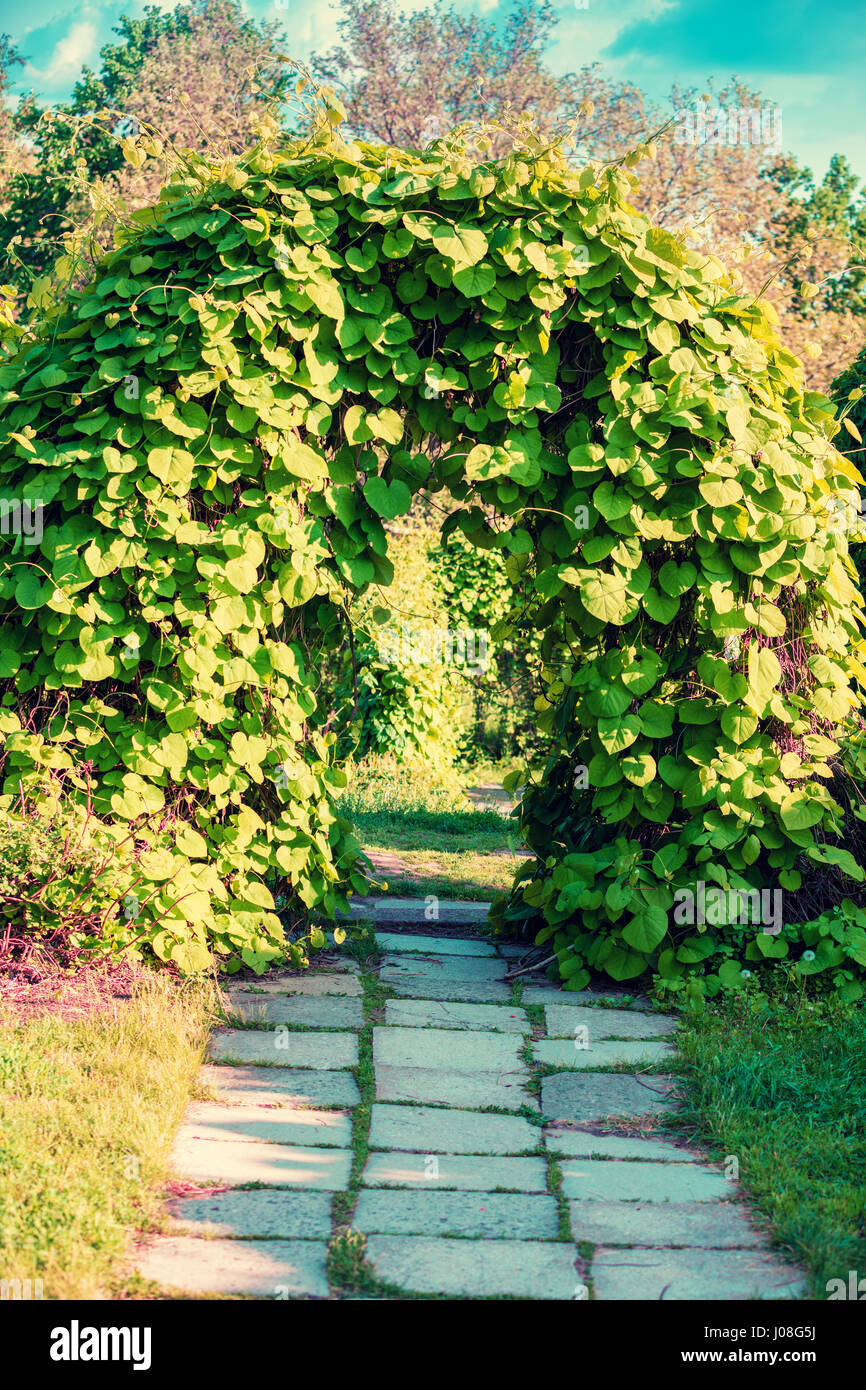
left=2, top=120, right=865, bottom=997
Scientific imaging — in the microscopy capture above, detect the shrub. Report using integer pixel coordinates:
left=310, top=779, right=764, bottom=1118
left=0, top=794, right=136, bottom=961
left=335, top=509, right=469, bottom=768
left=430, top=522, right=543, bottom=762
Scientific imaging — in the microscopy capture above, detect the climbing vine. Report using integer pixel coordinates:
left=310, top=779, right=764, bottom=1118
left=1, top=104, right=865, bottom=995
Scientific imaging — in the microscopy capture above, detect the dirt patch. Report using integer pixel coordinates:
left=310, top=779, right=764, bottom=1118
left=0, top=958, right=143, bottom=1025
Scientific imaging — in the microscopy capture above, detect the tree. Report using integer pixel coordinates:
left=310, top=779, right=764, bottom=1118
left=107, top=0, right=294, bottom=211
left=311, top=2, right=865, bottom=390
left=311, top=0, right=565, bottom=146
left=0, top=37, right=32, bottom=210
left=2, top=1, right=292, bottom=290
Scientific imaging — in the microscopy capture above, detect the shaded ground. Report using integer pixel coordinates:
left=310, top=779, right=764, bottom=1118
left=357, top=782, right=531, bottom=899
left=0, top=959, right=142, bottom=1025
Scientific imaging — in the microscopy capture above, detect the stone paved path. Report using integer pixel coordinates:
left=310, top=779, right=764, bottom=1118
left=135, top=904, right=806, bottom=1300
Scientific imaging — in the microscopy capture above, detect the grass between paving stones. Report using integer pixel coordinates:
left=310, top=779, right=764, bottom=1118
left=0, top=971, right=212, bottom=1299
left=328, top=928, right=387, bottom=1296
left=675, top=995, right=866, bottom=1300
left=512, top=975, right=573, bottom=1246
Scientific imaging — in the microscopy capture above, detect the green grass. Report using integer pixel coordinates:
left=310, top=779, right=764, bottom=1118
left=340, top=755, right=521, bottom=899
left=0, top=973, right=211, bottom=1299
left=676, top=995, right=866, bottom=1298
left=362, top=845, right=518, bottom=900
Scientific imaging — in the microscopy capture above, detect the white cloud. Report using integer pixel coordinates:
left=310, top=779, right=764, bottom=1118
left=23, top=20, right=100, bottom=91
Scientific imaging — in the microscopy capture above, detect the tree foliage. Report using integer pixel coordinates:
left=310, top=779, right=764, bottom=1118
left=2, top=1, right=292, bottom=290
left=312, top=0, right=866, bottom=390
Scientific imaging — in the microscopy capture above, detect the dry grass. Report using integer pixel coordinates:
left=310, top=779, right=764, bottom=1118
left=0, top=965, right=215, bottom=1298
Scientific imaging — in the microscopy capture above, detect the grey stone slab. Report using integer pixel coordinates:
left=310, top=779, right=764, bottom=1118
left=523, top=985, right=649, bottom=1007
left=365, top=1235, right=579, bottom=1299
left=545, top=1128, right=698, bottom=1162
left=382, top=954, right=507, bottom=982
left=520, top=983, right=569, bottom=1004
left=136, top=1235, right=329, bottom=1297
left=170, top=1136, right=352, bottom=1189
left=223, top=994, right=364, bottom=1030
left=198, top=1065, right=360, bottom=1109
left=354, top=1189, right=559, bottom=1239
left=166, top=1189, right=332, bottom=1239
left=375, top=1065, right=537, bottom=1112
left=496, top=943, right=530, bottom=960
left=384, top=998, right=529, bottom=1033
left=380, top=953, right=512, bottom=1003
left=562, top=1159, right=730, bottom=1203
left=345, top=897, right=492, bottom=924
left=373, top=1025, right=523, bottom=1073
left=534, top=1039, right=677, bottom=1070
left=369, top=1103, right=538, bottom=1155
left=569, top=1200, right=767, bottom=1249
left=590, top=1247, right=806, bottom=1301
left=541, top=1072, right=677, bottom=1123
left=179, top=1104, right=352, bottom=1148
left=224, top=973, right=361, bottom=996
left=545, top=1005, right=678, bottom=1040
left=362, top=1151, right=548, bottom=1191
left=374, top=932, right=495, bottom=956
left=207, top=1029, right=358, bottom=1070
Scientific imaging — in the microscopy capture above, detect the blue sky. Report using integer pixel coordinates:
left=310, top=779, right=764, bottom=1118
left=1, top=0, right=864, bottom=186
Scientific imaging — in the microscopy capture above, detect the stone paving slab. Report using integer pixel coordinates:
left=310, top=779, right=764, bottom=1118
left=541, top=1072, right=677, bottom=1123
left=569, top=1200, right=766, bottom=1249
left=562, top=1158, right=729, bottom=1203
left=375, top=1064, right=537, bottom=1112
left=522, top=985, right=650, bottom=1007
left=496, top=943, right=529, bottom=960
left=136, top=1235, right=329, bottom=1297
left=170, top=1136, right=352, bottom=1189
left=369, top=1103, right=538, bottom=1155
left=362, top=1151, right=549, bottom=1192
left=207, top=1029, right=358, bottom=1070
left=544, top=1005, right=679, bottom=1040
left=180, top=1104, right=352, bottom=1148
left=545, top=1128, right=698, bottom=1162
left=590, top=1246, right=806, bottom=1301
left=198, top=1065, right=360, bottom=1109
left=534, top=1038, right=676, bottom=1070
left=386, top=978, right=514, bottom=1004
left=223, top=994, right=364, bottom=1030
left=374, top=932, right=495, bottom=956
left=224, top=973, right=362, bottom=996
left=374, top=1025, right=523, bottom=1073
left=382, top=954, right=508, bottom=982
left=380, top=954, right=512, bottom=1003
left=384, top=998, right=530, bottom=1033
left=345, top=897, right=492, bottom=924
left=166, top=1189, right=333, bottom=1239
left=353, top=1189, right=560, bottom=1239
left=365, top=1235, right=579, bottom=1299
left=519, top=982, right=571, bottom=1003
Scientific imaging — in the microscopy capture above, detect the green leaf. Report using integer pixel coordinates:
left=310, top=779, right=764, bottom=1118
left=452, top=263, right=496, bottom=297
left=363, top=476, right=412, bottom=520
